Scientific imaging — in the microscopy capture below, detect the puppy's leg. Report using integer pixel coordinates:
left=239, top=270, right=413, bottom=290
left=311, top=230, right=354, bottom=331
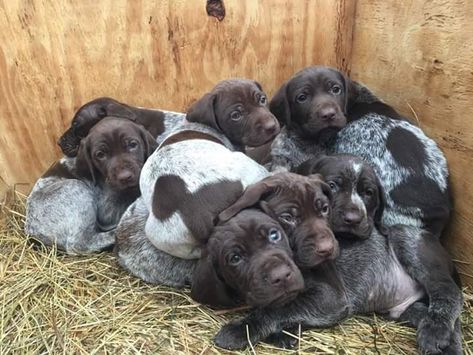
left=264, top=326, right=301, bottom=349
left=214, top=268, right=349, bottom=350
left=26, top=178, right=114, bottom=254
left=115, top=197, right=196, bottom=287
left=389, top=226, right=463, bottom=354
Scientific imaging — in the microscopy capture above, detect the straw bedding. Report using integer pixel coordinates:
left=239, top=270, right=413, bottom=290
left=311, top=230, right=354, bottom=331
left=1, top=191, right=472, bottom=355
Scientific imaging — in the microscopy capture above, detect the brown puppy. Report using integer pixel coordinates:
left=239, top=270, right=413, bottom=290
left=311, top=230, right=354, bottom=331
left=58, top=97, right=184, bottom=157
left=186, top=78, right=280, bottom=149
left=75, top=117, right=156, bottom=191
left=219, top=172, right=338, bottom=268
left=25, top=117, right=157, bottom=254
left=191, top=209, right=304, bottom=308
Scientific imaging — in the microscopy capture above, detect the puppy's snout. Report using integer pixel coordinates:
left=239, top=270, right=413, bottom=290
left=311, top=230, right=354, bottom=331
left=117, top=170, right=134, bottom=185
left=319, top=107, right=337, bottom=121
left=343, top=210, right=363, bottom=225
left=268, top=264, right=293, bottom=286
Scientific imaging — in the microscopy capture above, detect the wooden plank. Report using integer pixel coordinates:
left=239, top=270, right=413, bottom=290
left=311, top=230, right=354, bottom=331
left=351, top=0, right=473, bottom=285
left=0, top=0, right=356, bottom=189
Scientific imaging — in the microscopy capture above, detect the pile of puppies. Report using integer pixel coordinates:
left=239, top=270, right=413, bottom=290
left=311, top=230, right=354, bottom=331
left=25, top=67, right=462, bottom=354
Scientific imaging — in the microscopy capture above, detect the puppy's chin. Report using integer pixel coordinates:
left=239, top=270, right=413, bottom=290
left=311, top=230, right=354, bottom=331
left=58, top=133, right=81, bottom=157
left=297, top=124, right=343, bottom=142
left=245, top=279, right=304, bottom=308
left=243, top=132, right=279, bottom=148
left=107, top=178, right=140, bottom=192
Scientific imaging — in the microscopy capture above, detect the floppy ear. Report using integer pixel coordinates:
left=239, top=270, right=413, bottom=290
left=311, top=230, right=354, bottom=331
left=253, top=80, right=263, bottom=91
left=269, top=81, right=291, bottom=127
left=190, top=248, right=238, bottom=308
left=295, top=156, right=330, bottom=176
left=74, top=137, right=97, bottom=184
left=105, top=101, right=138, bottom=121
left=373, top=175, right=387, bottom=233
left=186, top=93, right=219, bottom=131
left=137, top=125, right=158, bottom=159
left=314, top=177, right=333, bottom=201
left=218, top=175, right=281, bottom=222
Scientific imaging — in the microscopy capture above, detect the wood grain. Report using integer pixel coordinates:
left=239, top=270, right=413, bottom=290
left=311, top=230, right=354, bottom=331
left=0, top=0, right=356, bottom=190
left=351, top=0, right=473, bottom=285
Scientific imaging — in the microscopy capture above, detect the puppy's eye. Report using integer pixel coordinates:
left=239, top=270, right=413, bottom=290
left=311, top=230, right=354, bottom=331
left=128, top=140, right=139, bottom=151
left=321, top=204, right=330, bottom=216
left=230, top=110, right=242, bottom=121
left=267, top=228, right=281, bottom=243
left=228, top=253, right=242, bottom=266
left=259, top=95, right=267, bottom=105
left=279, top=212, right=294, bottom=224
left=296, top=93, right=308, bottom=103
left=365, top=188, right=374, bottom=197
left=95, top=151, right=106, bottom=160
left=330, top=85, right=342, bottom=95
left=328, top=181, right=338, bottom=192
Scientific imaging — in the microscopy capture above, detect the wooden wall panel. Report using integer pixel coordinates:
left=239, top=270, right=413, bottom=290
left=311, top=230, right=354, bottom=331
left=0, top=0, right=356, bottom=190
left=351, top=0, right=473, bottom=284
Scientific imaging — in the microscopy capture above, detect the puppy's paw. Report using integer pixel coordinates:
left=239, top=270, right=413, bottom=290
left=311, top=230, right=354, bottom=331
left=264, top=331, right=299, bottom=349
left=417, top=317, right=453, bottom=354
left=214, top=321, right=254, bottom=350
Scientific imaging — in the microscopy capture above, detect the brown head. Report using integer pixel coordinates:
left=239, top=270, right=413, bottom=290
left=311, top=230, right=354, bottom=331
left=186, top=79, right=280, bottom=148
left=219, top=172, right=339, bottom=269
left=269, top=66, right=357, bottom=140
left=297, top=154, right=385, bottom=239
left=191, top=209, right=304, bottom=308
left=75, top=117, right=158, bottom=191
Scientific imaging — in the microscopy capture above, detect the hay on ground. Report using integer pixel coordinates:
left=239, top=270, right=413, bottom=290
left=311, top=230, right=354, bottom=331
left=1, top=191, right=472, bottom=355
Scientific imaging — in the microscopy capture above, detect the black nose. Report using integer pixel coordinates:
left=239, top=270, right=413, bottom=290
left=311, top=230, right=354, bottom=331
left=268, top=264, right=293, bottom=286
left=343, top=211, right=363, bottom=225
left=320, top=107, right=336, bottom=121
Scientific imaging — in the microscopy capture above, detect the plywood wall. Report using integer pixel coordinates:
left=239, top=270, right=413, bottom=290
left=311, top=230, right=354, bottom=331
left=0, top=0, right=356, bottom=191
left=351, top=0, right=473, bottom=284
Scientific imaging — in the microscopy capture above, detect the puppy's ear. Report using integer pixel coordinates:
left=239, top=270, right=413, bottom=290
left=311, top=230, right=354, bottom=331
left=296, top=156, right=330, bottom=176
left=269, top=82, right=291, bottom=127
left=339, top=72, right=359, bottom=114
left=137, top=125, right=158, bottom=159
left=253, top=80, right=263, bottom=91
left=191, top=246, right=237, bottom=308
left=186, top=93, right=219, bottom=131
left=318, top=179, right=333, bottom=201
left=218, top=175, right=281, bottom=222
left=374, top=175, right=387, bottom=233
left=75, top=137, right=97, bottom=184
left=105, top=101, right=138, bottom=121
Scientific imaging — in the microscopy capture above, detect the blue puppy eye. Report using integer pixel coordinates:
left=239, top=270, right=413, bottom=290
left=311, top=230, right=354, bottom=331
left=268, top=228, right=281, bottom=242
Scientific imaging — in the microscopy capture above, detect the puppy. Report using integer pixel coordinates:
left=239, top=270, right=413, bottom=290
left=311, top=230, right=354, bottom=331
left=269, top=66, right=450, bottom=237
left=115, top=172, right=336, bottom=288
left=25, top=117, right=157, bottom=254
left=58, top=97, right=185, bottom=157
left=191, top=209, right=304, bottom=308
left=214, top=155, right=462, bottom=355
left=115, top=78, right=279, bottom=283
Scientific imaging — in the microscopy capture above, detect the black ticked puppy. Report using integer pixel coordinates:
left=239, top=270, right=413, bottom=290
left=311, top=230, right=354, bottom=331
left=297, top=154, right=385, bottom=239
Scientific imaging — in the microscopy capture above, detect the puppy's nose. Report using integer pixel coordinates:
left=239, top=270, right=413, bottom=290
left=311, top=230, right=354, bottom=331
left=315, top=236, right=335, bottom=256
left=343, top=211, right=363, bottom=225
left=268, top=264, right=293, bottom=286
left=261, top=120, right=280, bottom=136
left=117, top=170, right=134, bottom=184
left=320, top=107, right=336, bottom=121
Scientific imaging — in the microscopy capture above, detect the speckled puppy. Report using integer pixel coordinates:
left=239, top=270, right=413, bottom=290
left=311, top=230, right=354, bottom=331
left=25, top=117, right=158, bottom=254
left=269, top=66, right=450, bottom=237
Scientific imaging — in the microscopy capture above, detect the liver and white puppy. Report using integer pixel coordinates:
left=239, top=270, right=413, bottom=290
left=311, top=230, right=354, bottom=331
left=215, top=156, right=462, bottom=355
left=25, top=117, right=157, bottom=254
left=191, top=209, right=304, bottom=309
left=115, top=172, right=336, bottom=288
left=58, top=97, right=185, bottom=157
left=269, top=66, right=450, bottom=237
left=115, top=78, right=280, bottom=282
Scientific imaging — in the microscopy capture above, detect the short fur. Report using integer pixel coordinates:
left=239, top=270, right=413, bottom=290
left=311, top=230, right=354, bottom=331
left=25, top=118, right=157, bottom=254
left=115, top=78, right=279, bottom=283
left=58, top=97, right=185, bottom=157
left=214, top=156, right=462, bottom=355
left=191, top=209, right=304, bottom=308
left=269, top=66, right=450, bottom=237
